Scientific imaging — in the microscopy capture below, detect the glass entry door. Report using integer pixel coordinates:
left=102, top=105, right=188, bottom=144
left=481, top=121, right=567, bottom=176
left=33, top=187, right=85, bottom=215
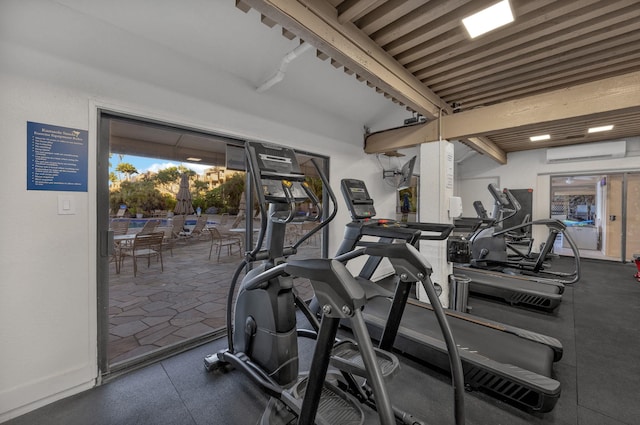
left=551, top=172, right=640, bottom=262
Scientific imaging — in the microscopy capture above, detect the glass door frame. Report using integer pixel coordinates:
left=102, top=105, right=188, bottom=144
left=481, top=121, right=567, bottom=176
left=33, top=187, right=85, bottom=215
left=97, top=110, right=331, bottom=378
left=549, top=170, right=640, bottom=263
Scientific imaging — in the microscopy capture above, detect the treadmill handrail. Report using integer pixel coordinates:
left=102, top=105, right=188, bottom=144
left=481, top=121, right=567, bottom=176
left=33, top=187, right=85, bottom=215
left=404, top=222, right=454, bottom=240
left=492, top=218, right=565, bottom=237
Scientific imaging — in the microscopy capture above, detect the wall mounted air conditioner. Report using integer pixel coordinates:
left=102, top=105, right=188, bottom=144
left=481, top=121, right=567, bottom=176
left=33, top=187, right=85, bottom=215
left=546, top=141, right=626, bottom=163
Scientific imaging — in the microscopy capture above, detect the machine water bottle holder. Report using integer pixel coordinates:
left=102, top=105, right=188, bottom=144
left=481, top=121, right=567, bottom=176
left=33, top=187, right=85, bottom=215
left=449, top=274, right=471, bottom=313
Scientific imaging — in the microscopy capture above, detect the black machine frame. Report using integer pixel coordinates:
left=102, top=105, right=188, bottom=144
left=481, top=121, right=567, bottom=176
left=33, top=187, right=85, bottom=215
left=337, top=178, right=565, bottom=412
left=449, top=184, right=581, bottom=311
left=204, top=143, right=466, bottom=425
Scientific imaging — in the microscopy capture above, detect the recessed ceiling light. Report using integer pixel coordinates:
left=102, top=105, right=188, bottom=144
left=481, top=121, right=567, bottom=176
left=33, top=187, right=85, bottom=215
left=587, top=125, right=614, bottom=133
left=530, top=134, right=551, bottom=142
left=462, top=0, right=514, bottom=39
left=186, top=157, right=202, bottom=162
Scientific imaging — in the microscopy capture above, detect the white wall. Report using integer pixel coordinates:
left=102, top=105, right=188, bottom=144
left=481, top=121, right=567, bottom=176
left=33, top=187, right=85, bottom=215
left=0, top=16, right=406, bottom=423
left=457, top=139, right=640, bottom=243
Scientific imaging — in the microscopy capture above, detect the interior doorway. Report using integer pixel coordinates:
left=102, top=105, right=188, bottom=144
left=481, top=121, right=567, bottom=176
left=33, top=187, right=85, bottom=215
left=550, top=172, right=640, bottom=262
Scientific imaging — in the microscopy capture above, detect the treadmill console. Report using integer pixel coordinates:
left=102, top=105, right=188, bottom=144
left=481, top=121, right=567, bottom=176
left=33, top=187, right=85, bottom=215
left=341, top=178, right=377, bottom=219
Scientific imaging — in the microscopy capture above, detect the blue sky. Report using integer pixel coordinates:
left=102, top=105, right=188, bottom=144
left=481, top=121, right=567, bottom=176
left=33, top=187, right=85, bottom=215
left=110, top=154, right=211, bottom=176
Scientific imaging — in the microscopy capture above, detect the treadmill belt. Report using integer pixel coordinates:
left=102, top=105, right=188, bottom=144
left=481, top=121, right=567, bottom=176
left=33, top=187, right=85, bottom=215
left=357, top=294, right=562, bottom=412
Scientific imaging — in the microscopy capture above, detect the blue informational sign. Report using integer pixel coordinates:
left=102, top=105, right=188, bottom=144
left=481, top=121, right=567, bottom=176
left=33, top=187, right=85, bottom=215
left=27, top=121, right=88, bottom=192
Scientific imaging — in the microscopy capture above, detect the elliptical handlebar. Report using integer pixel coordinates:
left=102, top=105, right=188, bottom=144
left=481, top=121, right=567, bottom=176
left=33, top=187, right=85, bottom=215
left=293, top=157, right=338, bottom=250
left=487, top=184, right=521, bottom=225
left=245, top=142, right=337, bottom=257
left=488, top=183, right=510, bottom=207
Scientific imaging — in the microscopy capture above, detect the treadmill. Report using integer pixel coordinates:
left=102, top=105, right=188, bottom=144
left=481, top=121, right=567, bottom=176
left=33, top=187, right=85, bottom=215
left=455, top=265, right=564, bottom=311
left=337, top=179, right=564, bottom=413
left=448, top=185, right=579, bottom=312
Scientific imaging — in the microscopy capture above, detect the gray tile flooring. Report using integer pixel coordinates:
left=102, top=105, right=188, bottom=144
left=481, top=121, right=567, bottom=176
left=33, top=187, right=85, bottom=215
left=6, top=257, right=640, bottom=424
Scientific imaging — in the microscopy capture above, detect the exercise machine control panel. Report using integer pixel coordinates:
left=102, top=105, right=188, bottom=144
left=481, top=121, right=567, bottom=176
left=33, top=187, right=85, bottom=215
left=341, top=178, right=376, bottom=219
left=247, top=142, right=309, bottom=203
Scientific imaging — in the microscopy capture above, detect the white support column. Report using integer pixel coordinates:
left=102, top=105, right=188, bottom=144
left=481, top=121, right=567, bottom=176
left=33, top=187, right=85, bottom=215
left=417, top=140, right=454, bottom=306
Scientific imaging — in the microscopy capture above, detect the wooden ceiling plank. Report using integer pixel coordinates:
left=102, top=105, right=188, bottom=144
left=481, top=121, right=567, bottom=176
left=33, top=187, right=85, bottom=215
left=387, top=0, right=523, bottom=59
left=365, top=72, right=640, bottom=160
left=446, top=72, right=640, bottom=140
left=438, top=39, right=640, bottom=104
left=337, top=0, right=386, bottom=24
left=420, top=32, right=640, bottom=101
left=413, top=0, right=635, bottom=81
left=395, top=29, right=464, bottom=66
left=457, top=55, right=640, bottom=109
left=431, top=11, right=640, bottom=88
left=395, top=0, right=556, bottom=66
left=435, top=36, right=640, bottom=98
left=409, top=0, right=612, bottom=76
left=408, top=0, right=598, bottom=73
left=241, top=0, right=450, bottom=118
left=355, top=0, right=427, bottom=35
left=372, top=0, right=470, bottom=47
left=438, top=32, right=640, bottom=107
left=411, top=0, right=604, bottom=77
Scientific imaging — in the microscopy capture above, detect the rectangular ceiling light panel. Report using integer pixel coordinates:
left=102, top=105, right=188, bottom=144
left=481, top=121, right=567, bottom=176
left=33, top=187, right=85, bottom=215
left=587, top=125, right=614, bottom=133
left=462, top=0, right=514, bottom=38
left=530, top=134, right=551, bottom=142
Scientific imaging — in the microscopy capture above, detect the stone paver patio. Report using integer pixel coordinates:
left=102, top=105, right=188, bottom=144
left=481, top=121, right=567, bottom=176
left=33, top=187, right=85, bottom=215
left=108, top=231, right=318, bottom=366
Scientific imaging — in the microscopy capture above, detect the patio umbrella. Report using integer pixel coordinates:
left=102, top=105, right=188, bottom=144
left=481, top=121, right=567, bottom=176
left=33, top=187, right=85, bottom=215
left=174, top=173, right=195, bottom=215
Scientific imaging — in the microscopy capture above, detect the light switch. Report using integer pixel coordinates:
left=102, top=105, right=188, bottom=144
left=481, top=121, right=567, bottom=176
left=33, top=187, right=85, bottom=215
left=58, top=195, right=76, bottom=215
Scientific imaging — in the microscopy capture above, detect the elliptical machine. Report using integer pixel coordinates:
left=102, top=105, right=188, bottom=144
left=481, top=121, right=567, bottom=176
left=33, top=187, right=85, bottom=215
left=204, top=141, right=465, bottom=425
left=450, top=184, right=581, bottom=284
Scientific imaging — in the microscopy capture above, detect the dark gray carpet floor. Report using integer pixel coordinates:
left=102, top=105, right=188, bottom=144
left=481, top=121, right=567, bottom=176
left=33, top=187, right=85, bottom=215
left=6, top=257, right=640, bottom=425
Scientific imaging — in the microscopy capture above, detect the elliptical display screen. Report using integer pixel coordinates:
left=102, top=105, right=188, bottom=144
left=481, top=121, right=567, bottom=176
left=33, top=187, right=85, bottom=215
left=247, top=142, right=308, bottom=202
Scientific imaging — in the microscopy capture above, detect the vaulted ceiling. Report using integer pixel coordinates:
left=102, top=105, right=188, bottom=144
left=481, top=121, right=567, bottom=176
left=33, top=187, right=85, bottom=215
left=237, top=0, right=640, bottom=163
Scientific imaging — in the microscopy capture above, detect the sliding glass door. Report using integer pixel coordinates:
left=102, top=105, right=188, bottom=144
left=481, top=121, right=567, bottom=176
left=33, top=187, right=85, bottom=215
left=97, top=112, right=328, bottom=377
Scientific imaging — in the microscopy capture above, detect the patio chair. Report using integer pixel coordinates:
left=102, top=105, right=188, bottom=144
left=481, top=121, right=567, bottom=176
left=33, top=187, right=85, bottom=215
left=208, top=227, right=242, bottom=262
left=109, top=218, right=130, bottom=235
left=158, top=226, right=176, bottom=257
left=119, top=232, right=165, bottom=277
left=138, top=219, right=161, bottom=235
left=174, top=215, right=208, bottom=242
left=171, top=215, right=187, bottom=239
left=115, top=207, right=127, bottom=218
left=109, top=219, right=131, bottom=272
left=186, top=216, right=209, bottom=240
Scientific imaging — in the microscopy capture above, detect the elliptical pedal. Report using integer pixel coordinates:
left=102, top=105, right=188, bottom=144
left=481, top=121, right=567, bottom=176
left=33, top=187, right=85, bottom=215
left=262, top=376, right=364, bottom=425
left=331, top=340, right=400, bottom=379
